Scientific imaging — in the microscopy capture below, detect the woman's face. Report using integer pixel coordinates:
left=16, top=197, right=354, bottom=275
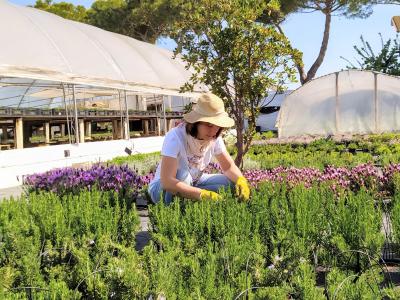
left=196, top=122, right=221, bottom=141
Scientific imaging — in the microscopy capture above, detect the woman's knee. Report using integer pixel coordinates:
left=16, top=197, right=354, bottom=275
left=148, top=181, right=160, bottom=204
left=149, top=180, right=170, bottom=204
left=197, top=174, right=234, bottom=190
left=218, top=174, right=234, bottom=186
left=148, top=175, right=191, bottom=204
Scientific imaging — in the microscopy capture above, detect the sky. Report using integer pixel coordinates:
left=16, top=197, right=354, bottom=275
left=9, top=0, right=400, bottom=89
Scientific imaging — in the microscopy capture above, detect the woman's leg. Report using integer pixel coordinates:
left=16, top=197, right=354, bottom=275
left=148, top=179, right=164, bottom=204
left=148, top=168, right=193, bottom=205
left=195, top=173, right=235, bottom=193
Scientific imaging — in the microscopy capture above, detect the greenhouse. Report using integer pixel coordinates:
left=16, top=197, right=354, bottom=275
left=0, top=0, right=202, bottom=147
left=277, top=70, right=400, bottom=138
left=0, top=0, right=199, bottom=94
left=0, top=0, right=202, bottom=187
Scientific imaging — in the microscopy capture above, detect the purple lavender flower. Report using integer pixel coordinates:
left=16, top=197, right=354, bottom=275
left=24, top=164, right=145, bottom=200
left=242, top=163, right=387, bottom=196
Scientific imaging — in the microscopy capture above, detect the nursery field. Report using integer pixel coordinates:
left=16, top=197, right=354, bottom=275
left=4, top=134, right=400, bottom=298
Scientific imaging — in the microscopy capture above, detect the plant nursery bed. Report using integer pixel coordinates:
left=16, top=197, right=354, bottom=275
left=314, top=264, right=400, bottom=288
left=383, top=266, right=400, bottom=286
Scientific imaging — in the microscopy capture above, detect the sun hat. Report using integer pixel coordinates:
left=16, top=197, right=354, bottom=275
left=183, top=93, right=235, bottom=128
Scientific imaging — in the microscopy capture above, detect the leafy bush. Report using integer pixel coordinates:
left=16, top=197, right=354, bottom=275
left=0, top=189, right=145, bottom=299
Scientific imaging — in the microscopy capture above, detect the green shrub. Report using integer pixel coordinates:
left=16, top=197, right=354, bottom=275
left=147, top=183, right=385, bottom=297
left=0, top=189, right=145, bottom=299
left=0, top=156, right=392, bottom=297
left=326, top=267, right=384, bottom=299
left=324, top=189, right=384, bottom=271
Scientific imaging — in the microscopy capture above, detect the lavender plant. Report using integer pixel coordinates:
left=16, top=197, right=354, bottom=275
left=241, top=163, right=387, bottom=196
left=24, top=164, right=152, bottom=204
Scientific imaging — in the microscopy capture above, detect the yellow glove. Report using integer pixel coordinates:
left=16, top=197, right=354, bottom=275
left=236, top=176, right=250, bottom=201
left=200, top=189, right=221, bottom=201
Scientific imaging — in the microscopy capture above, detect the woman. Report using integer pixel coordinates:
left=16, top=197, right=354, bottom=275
left=148, top=93, right=250, bottom=204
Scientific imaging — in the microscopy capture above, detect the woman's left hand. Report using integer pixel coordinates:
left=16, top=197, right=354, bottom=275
left=235, top=176, right=250, bottom=201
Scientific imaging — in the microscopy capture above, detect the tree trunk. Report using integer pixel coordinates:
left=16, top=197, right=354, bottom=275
left=234, top=121, right=244, bottom=169
left=302, top=10, right=332, bottom=84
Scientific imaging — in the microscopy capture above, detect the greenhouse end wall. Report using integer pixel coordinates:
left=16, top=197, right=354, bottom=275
left=277, top=70, right=400, bottom=138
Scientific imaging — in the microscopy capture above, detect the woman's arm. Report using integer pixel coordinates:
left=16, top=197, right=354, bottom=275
left=215, top=151, right=243, bottom=182
left=216, top=151, right=250, bottom=200
left=160, top=155, right=203, bottom=200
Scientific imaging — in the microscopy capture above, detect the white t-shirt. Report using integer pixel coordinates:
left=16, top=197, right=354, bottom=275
left=152, top=124, right=227, bottom=183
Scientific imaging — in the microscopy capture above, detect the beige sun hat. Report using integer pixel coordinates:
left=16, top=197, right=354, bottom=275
left=183, top=93, right=235, bottom=128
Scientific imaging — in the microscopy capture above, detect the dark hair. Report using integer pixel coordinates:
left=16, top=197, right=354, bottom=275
left=185, top=122, right=223, bottom=139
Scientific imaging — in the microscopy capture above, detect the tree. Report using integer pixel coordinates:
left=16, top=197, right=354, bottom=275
left=173, top=0, right=300, bottom=167
left=34, top=0, right=185, bottom=43
left=87, top=0, right=185, bottom=43
left=34, top=0, right=88, bottom=22
left=259, top=0, right=386, bottom=84
left=342, top=34, right=400, bottom=75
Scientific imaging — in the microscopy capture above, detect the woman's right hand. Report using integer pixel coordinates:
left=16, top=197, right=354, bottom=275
left=200, top=189, right=221, bottom=201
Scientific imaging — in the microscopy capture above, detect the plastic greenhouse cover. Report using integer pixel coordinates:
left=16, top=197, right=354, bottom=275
left=0, top=0, right=205, bottom=98
left=277, top=70, right=400, bottom=137
left=0, top=77, right=184, bottom=109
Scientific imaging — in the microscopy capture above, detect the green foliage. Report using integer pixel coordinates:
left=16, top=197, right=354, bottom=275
left=327, top=190, right=384, bottom=270
left=343, top=34, right=400, bottom=76
left=34, top=0, right=88, bottom=22
left=34, top=0, right=186, bottom=43
left=246, top=145, right=373, bottom=170
left=261, top=0, right=381, bottom=84
left=87, top=0, right=185, bottom=43
left=147, top=196, right=266, bottom=298
left=0, top=189, right=144, bottom=298
left=291, top=262, right=325, bottom=299
left=108, top=151, right=160, bottom=174
left=0, top=178, right=395, bottom=297
left=326, top=267, right=384, bottom=299
left=173, top=0, right=299, bottom=166
left=245, top=135, right=400, bottom=169
left=182, top=102, right=193, bottom=114
left=253, top=131, right=277, bottom=141
left=146, top=183, right=386, bottom=297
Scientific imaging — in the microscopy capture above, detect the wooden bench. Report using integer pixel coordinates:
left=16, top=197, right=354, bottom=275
left=0, top=144, right=11, bottom=150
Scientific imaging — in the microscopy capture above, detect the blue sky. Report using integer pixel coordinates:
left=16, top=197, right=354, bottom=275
left=9, top=0, right=399, bottom=89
